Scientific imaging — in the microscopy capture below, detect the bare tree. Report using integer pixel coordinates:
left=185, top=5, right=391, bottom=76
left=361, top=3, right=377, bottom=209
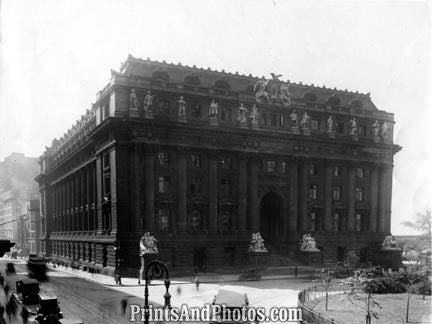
left=402, top=209, right=432, bottom=235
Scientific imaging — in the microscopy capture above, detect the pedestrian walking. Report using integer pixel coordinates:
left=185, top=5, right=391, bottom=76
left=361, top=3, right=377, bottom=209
left=5, top=296, right=17, bottom=321
left=0, top=305, right=6, bottom=324
left=176, top=285, right=182, bottom=297
left=0, top=273, right=4, bottom=286
left=20, top=306, right=29, bottom=324
left=194, top=276, right=200, bottom=291
left=120, top=298, right=128, bottom=316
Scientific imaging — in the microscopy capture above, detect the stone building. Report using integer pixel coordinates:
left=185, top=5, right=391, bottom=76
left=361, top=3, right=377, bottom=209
left=36, top=55, right=400, bottom=275
left=0, top=153, right=40, bottom=250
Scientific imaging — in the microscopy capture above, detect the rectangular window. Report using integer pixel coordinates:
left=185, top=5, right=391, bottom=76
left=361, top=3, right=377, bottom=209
left=103, top=175, right=111, bottom=196
left=190, top=178, right=202, bottom=195
left=310, top=119, right=320, bottom=131
left=221, top=211, right=231, bottom=231
left=310, top=212, right=318, bottom=231
left=220, top=179, right=231, bottom=196
left=355, top=213, right=362, bottom=232
left=356, top=167, right=364, bottom=179
left=309, top=184, right=318, bottom=199
left=309, top=164, right=318, bottom=176
left=191, top=103, right=202, bottom=118
left=191, top=155, right=201, bottom=168
left=266, top=160, right=277, bottom=172
left=333, top=213, right=340, bottom=232
left=269, top=113, right=277, bottom=126
left=158, top=209, right=169, bottom=231
left=190, top=211, right=201, bottom=230
left=358, top=124, right=367, bottom=136
left=261, top=112, right=267, bottom=126
left=333, top=166, right=342, bottom=177
left=158, top=101, right=170, bottom=114
left=221, top=108, right=231, bottom=121
left=103, top=103, right=110, bottom=119
left=333, top=186, right=341, bottom=201
left=220, top=157, right=231, bottom=169
left=158, top=176, right=170, bottom=193
left=356, top=187, right=364, bottom=201
left=281, top=161, right=287, bottom=174
left=336, top=122, right=344, bottom=134
left=102, top=154, right=110, bottom=170
left=279, top=115, right=285, bottom=127
left=158, top=152, right=169, bottom=165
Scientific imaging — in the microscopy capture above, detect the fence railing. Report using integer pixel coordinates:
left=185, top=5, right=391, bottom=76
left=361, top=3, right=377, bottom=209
left=298, top=284, right=352, bottom=324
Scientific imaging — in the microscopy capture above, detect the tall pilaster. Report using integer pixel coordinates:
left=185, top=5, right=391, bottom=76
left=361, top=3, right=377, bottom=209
left=177, top=153, right=188, bottom=232
left=133, top=145, right=143, bottom=232
left=347, top=165, right=356, bottom=232
left=384, top=164, right=393, bottom=234
left=238, top=156, right=247, bottom=232
left=369, top=165, right=379, bottom=232
left=378, top=164, right=392, bottom=233
left=288, top=160, right=298, bottom=232
left=324, top=162, right=333, bottom=231
left=144, top=151, right=155, bottom=232
left=300, top=161, right=309, bottom=232
left=208, top=155, right=218, bottom=232
left=248, top=159, right=259, bottom=232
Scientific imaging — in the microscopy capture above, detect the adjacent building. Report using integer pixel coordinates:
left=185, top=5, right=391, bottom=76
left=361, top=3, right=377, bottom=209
left=0, top=153, right=40, bottom=252
left=36, top=55, right=401, bottom=275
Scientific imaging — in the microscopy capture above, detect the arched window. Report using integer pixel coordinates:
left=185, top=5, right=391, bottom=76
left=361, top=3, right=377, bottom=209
left=184, top=75, right=201, bottom=86
left=214, top=80, right=230, bottom=90
left=350, top=99, right=363, bottom=109
left=303, top=92, right=317, bottom=102
left=151, top=69, right=169, bottom=81
left=327, top=96, right=341, bottom=107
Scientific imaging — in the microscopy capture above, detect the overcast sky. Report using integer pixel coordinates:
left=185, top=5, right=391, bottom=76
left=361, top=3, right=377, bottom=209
left=0, top=0, right=430, bottom=234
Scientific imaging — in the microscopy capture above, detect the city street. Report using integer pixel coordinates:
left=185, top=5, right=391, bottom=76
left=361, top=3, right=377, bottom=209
left=0, top=258, right=310, bottom=323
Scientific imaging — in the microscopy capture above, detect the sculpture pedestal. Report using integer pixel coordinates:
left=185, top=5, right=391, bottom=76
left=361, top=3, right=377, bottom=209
left=178, top=115, right=187, bottom=123
left=129, top=108, right=140, bottom=118
left=138, top=251, right=158, bottom=284
left=144, top=111, right=154, bottom=119
left=291, top=126, right=300, bottom=134
left=375, top=249, right=403, bottom=270
left=251, top=122, right=260, bottom=130
left=299, top=250, right=322, bottom=266
left=239, top=121, right=248, bottom=129
left=302, top=129, right=311, bottom=136
left=248, top=250, right=269, bottom=266
left=209, top=117, right=219, bottom=126
left=327, top=131, right=335, bottom=139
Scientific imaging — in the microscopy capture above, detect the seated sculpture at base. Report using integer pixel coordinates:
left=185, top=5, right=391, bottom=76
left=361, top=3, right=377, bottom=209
left=248, top=232, right=267, bottom=252
left=299, top=233, right=320, bottom=252
left=381, top=235, right=401, bottom=251
left=139, top=232, right=158, bottom=255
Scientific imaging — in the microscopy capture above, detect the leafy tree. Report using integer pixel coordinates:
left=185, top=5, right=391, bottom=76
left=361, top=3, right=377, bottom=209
left=402, top=209, right=432, bottom=235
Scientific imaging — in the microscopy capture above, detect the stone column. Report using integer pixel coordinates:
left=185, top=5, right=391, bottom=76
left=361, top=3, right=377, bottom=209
left=384, top=165, right=393, bottom=234
left=248, top=159, right=259, bottom=232
left=288, top=160, right=298, bottom=232
left=92, top=164, right=97, bottom=232
left=208, top=155, right=218, bottom=232
left=369, top=165, right=379, bottom=232
left=238, top=156, right=247, bottom=232
left=378, top=164, right=392, bottom=233
left=347, top=165, right=356, bottom=232
left=299, top=161, right=309, bottom=232
left=324, top=162, right=333, bottom=231
left=96, top=156, right=103, bottom=234
left=177, top=153, right=188, bottom=232
left=85, top=167, right=90, bottom=231
left=144, top=151, right=155, bottom=232
left=133, top=145, right=143, bottom=232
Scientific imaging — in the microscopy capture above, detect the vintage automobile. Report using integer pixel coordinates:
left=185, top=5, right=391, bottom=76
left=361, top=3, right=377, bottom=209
left=35, top=293, right=63, bottom=324
left=16, top=278, right=40, bottom=305
left=237, top=269, right=262, bottom=281
left=27, top=255, right=49, bottom=281
left=210, top=287, right=250, bottom=324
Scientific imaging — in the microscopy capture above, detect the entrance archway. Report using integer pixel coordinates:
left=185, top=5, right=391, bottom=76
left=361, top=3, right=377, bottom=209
left=259, top=192, right=282, bottom=244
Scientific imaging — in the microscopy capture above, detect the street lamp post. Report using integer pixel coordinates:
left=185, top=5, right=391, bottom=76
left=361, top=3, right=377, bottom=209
left=143, top=260, right=171, bottom=324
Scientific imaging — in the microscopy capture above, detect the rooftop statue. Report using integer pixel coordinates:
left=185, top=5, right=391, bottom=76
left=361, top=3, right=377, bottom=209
left=129, top=89, right=139, bottom=110
left=301, top=112, right=310, bottom=130
left=248, top=232, right=267, bottom=252
left=327, top=116, right=334, bottom=132
left=250, top=104, right=260, bottom=125
left=299, top=234, right=320, bottom=252
left=381, top=235, right=401, bottom=251
left=380, top=121, right=388, bottom=137
left=254, top=79, right=270, bottom=103
left=139, top=232, right=158, bottom=255
left=209, top=100, right=218, bottom=118
left=178, top=96, right=186, bottom=116
left=349, top=118, right=358, bottom=135
left=372, top=120, right=380, bottom=137
left=269, top=73, right=282, bottom=100
left=290, top=110, right=298, bottom=128
left=237, top=103, right=248, bottom=123
left=279, top=83, right=291, bottom=106
left=143, top=90, right=154, bottom=112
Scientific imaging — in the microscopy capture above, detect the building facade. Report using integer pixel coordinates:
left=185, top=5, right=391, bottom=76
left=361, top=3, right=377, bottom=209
left=36, top=55, right=400, bottom=275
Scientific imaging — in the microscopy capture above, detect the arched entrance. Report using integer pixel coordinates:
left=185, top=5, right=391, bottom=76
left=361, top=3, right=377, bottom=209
left=259, top=192, right=282, bottom=244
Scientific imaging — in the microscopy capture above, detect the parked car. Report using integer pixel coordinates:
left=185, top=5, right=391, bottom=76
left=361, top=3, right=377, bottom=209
left=35, top=293, right=63, bottom=324
left=211, top=287, right=250, bottom=324
left=238, top=269, right=262, bottom=281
